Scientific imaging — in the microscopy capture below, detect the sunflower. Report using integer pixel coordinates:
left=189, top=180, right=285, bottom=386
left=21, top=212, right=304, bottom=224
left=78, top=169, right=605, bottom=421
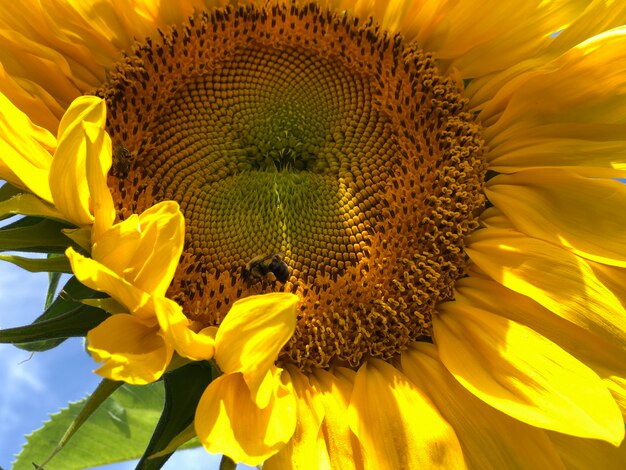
left=1, top=0, right=626, bottom=468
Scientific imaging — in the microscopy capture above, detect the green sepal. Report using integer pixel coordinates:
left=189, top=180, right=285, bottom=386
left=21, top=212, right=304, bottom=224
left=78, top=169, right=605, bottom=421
left=0, top=216, right=75, bottom=254
left=0, top=181, right=23, bottom=206
left=138, top=361, right=215, bottom=469
left=0, top=304, right=109, bottom=347
left=1, top=276, right=109, bottom=351
left=0, top=192, right=65, bottom=222
left=220, top=455, right=237, bottom=470
left=14, top=380, right=167, bottom=470
left=0, top=253, right=71, bottom=273
left=46, top=270, right=63, bottom=308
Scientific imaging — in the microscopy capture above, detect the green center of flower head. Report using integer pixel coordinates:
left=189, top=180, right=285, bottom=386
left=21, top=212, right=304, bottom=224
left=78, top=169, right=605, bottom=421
left=97, top=3, right=486, bottom=372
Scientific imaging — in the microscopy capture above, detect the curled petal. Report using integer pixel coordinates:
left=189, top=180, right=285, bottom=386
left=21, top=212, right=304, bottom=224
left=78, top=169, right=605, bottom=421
left=154, top=296, right=215, bottom=361
left=195, top=368, right=297, bottom=466
left=91, top=213, right=142, bottom=276
left=87, top=313, right=172, bottom=385
left=49, top=95, right=107, bottom=226
left=215, top=293, right=298, bottom=408
left=92, top=201, right=184, bottom=297
left=83, top=120, right=115, bottom=241
left=66, top=247, right=152, bottom=319
left=126, top=201, right=184, bottom=296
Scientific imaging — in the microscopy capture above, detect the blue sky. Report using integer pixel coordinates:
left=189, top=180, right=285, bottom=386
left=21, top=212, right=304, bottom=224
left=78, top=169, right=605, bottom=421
left=0, top=262, right=222, bottom=468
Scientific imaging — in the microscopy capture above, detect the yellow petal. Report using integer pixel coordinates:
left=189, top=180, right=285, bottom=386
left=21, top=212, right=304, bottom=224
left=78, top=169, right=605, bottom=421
left=0, top=91, right=54, bottom=202
left=434, top=302, right=624, bottom=445
left=154, top=296, right=215, bottom=361
left=466, top=229, right=626, bottom=354
left=49, top=95, right=107, bottom=226
left=87, top=313, right=172, bottom=385
left=215, top=293, right=298, bottom=408
left=195, top=368, right=297, bottom=466
left=487, top=170, right=626, bottom=267
left=417, top=0, right=585, bottom=78
left=311, top=367, right=363, bottom=470
left=348, top=358, right=465, bottom=469
left=265, top=366, right=325, bottom=470
left=91, top=213, right=142, bottom=275
left=83, top=121, right=115, bottom=241
left=548, top=431, right=626, bottom=469
left=66, top=247, right=152, bottom=319
left=401, top=342, right=564, bottom=469
left=0, top=62, right=63, bottom=132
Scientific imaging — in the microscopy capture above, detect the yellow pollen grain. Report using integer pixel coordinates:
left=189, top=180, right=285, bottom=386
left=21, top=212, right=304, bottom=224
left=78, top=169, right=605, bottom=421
left=97, top=3, right=486, bottom=372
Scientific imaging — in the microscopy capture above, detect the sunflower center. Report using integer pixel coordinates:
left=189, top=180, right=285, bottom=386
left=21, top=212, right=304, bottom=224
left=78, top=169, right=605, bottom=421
left=97, top=3, right=486, bottom=371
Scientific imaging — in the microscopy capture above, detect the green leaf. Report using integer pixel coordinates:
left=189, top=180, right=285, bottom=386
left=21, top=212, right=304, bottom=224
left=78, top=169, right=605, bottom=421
left=0, top=216, right=75, bottom=253
left=138, top=361, right=215, bottom=469
left=0, top=253, right=71, bottom=273
left=14, top=381, right=166, bottom=469
left=30, top=379, right=122, bottom=469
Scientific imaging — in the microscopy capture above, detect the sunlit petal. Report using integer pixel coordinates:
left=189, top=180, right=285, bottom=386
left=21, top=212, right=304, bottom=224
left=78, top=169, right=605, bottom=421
left=349, top=358, right=465, bottom=469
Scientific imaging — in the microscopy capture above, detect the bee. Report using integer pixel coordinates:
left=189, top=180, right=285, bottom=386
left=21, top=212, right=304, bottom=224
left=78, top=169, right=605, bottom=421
left=111, top=141, right=132, bottom=178
left=243, top=253, right=290, bottom=284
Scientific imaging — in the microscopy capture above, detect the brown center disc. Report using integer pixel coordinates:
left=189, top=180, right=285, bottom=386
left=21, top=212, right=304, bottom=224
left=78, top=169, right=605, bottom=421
left=97, top=3, right=486, bottom=371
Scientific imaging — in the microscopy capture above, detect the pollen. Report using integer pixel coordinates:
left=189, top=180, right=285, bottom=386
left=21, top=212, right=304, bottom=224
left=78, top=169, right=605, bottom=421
left=96, top=3, right=486, bottom=372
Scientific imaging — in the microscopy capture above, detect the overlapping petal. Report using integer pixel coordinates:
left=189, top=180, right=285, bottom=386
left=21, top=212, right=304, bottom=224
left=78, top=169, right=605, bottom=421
left=548, top=432, right=626, bottom=469
left=83, top=120, right=115, bottom=240
left=66, top=247, right=152, bottom=319
left=487, top=170, right=626, bottom=267
left=434, top=301, right=624, bottom=445
left=311, top=367, right=363, bottom=469
left=348, top=358, right=465, bottom=469
left=466, top=227, right=626, bottom=354
left=0, top=92, right=114, bottom=234
left=402, top=0, right=587, bottom=78
left=401, top=343, right=564, bottom=469
left=265, top=366, right=326, bottom=469
left=475, top=26, right=626, bottom=176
